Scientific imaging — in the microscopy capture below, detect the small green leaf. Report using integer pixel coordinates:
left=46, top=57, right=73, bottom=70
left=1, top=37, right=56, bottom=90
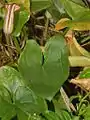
left=13, top=9, right=29, bottom=37
left=79, top=68, right=90, bottom=79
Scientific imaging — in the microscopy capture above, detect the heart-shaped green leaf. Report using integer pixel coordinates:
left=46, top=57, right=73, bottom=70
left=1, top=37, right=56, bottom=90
left=18, top=35, right=69, bottom=100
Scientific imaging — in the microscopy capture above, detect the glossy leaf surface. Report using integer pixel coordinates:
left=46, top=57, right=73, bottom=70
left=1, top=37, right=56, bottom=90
left=0, top=66, right=47, bottom=120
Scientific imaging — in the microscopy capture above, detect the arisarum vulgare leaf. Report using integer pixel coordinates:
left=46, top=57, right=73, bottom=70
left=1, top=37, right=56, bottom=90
left=18, top=35, right=69, bottom=100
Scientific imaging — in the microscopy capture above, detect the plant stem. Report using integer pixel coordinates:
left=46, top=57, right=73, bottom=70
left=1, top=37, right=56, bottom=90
left=77, top=92, right=90, bottom=115
left=43, top=18, right=49, bottom=40
left=35, top=25, right=61, bottom=33
left=5, top=34, right=13, bottom=61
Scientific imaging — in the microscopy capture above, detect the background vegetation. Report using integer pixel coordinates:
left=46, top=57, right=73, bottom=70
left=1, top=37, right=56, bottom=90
left=0, top=0, right=90, bottom=120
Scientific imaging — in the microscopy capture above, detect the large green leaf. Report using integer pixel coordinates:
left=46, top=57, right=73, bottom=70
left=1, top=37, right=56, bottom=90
left=0, top=66, right=24, bottom=119
left=31, top=0, right=51, bottom=12
left=0, top=66, right=47, bottom=120
left=0, top=86, right=47, bottom=120
left=18, top=35, right=69, bottom=100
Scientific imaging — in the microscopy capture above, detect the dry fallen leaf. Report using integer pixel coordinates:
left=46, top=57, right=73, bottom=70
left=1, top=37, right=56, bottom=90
left=65, top=30, right=90, bottom=57
left=70, top=78, right=90, bottom=91
left=55, top=18, right=90, bottom=31
left=55, top=18, right=70, bottom=31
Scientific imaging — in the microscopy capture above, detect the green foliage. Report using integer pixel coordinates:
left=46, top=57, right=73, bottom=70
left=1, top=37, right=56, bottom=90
left=43, top=110, right=72, bottom=120
left=0, top=0, right=90, bottom=119
left=18, top=35, right=69, bottom=100
left=0, top=66, right=47, bottom=120
left=57, top=0, right=90, bottom=20
left=0, top=66, right=24, bottom=94
left=84, top=105, right=90, bottom=120
left=13, top=9, right=30, bottom=37
left=31, top=0, right=51, bottom=12
left=53, top=96, right=68, bottom=116
left=79, top=68, right=90, bottom=78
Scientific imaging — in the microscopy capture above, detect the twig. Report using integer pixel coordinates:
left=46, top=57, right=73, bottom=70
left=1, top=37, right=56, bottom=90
left=5, top=34, right=13, bottom=61
left=60, top=87, right=76, bottom=112
left=43, top=18, right=49, bottom=40
left=35, top=25, right=61, bottom=33
left=36, top=16, right=44, bottom=20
